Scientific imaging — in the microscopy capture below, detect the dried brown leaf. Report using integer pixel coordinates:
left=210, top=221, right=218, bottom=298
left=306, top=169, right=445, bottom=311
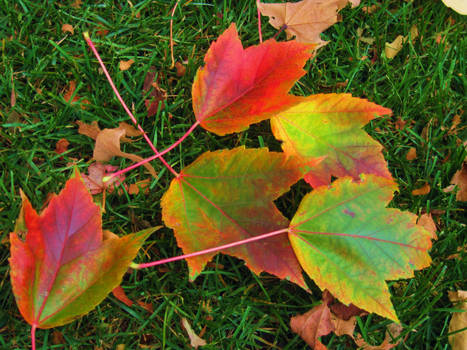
left=112, top=286, right=133, bottom=307
left=62, top=24, right=74, bottom=35
left=55, top=138, right=70, bottom=155
left=77, top=120, right=101, bottom=140
left=412, top=183, right=431, bottom=196
left=257, top=0, right=359, bottom=47
left=175, top=61, right=187, bottom=77
left=448, top=291, right=467, bottom=350
left=450, top=162, right=467, bottom=201
left=406, top=147, right=417, bottom=161
left=119, top=59, right=135, bottom=71
left=181, top=318, right=207, bottom=349
left=93, top=128, right=157, bottom=177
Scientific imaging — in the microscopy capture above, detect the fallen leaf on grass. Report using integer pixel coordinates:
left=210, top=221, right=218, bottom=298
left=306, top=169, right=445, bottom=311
left=448, top=291, right=467, bottom=350
left=412, top=183, right=431, bottom=196
left=181, top=318, right=207, bottom=348
left=406, top=147, right=417, bottom=161
left=9, top=172, right=157, bottom=329
left=77, top=120, right=101, bottom=140
left=362, top=4, right=379, bottom=14
left=81, top=163, right=126, bottom=195
left=93, top=127, right=157, bottom=177
left=385, top=25, right=418, bottom=59
left=61, top=24, right=74, bottom=35
left=118, top=122, right=143, bottom=138
left=119, top=59, right=135, bottom=71
left=449, top=161, right=467, bottom=201
left=63, top=81, right=89, bottom=109
left=143, top=67, right=167, bottom=116
left=175, top=62, right=186, bottom=77
left=112, top=285, right=133, bottom=307
left=417, top=214, right=437, bottom=239
left=442, top=0, right=467, bottom=15
left=55, top=138, right=70, bottom=155
left=257, top=0, right=360, bottom=47
left=354, top=323, right=403, bottom=350
left=128, top=179, right=150, bottom=195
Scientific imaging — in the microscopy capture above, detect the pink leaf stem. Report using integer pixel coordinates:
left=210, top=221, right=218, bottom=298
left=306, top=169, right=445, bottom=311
left=83, top=32, right=179, bottom=177
left=31, top=324, right=36, bottom=350
left=135, top=228, right=290, bottom=269
left=257, top=6, right=262, bottom=43
left=106, top=120, right=200, bottom=181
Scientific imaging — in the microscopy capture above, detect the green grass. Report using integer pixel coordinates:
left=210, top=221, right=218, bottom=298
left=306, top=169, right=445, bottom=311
left=0, top=0, right=465, bottom=349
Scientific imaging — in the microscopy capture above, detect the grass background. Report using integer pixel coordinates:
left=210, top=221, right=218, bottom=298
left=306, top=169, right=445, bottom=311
left=0, top=0, right=466, bottom=348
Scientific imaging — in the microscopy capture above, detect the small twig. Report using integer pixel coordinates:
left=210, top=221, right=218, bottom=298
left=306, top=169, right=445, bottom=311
left=272, top=24, right=288, bottom=41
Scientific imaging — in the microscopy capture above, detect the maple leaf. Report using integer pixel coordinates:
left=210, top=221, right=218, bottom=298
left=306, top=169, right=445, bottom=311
left=192, top=23, right=312, bottom=135
left=257, top=0, right=360, bottom=47
left=270, top=94, right=392, bottom=188
left=288, top=175, right=435, bottom=321
left=161, top=147, right=307, bottom=288
left=9, top=172, right=158, bottom=329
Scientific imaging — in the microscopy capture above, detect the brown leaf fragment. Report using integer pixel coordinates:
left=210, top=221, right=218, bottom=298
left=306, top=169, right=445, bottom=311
left=119, top=59, right=135, bottom=71
left=112, top=285, right=133, bottom=307
left=412, top=183, right=431, bottom=196
left=448, top=290, right=467, bottom=350
left=290, top=293, right=335, bottom=349
left=129, top=179, right=150, bottom=195
left=385, top=35, right=405, bottom=59
left=354, top=323, right=403, bottom=350
left=77, top=120, right=101, bottom=140
left=450, top=162, right=467, bottom=201
left=63, top=80, right=90, bottom=109
left=55, top=138, right=70, bottom=155
left=81, top=163, right=126, bottom=195
left=175, top=61, right=186, bottom=77
left=417, top=214, right=437, bottom=239
left=330, top=301, right=367, bottom=321
left=406, top=147, right=417, bottom=161
left=62, top=24, right=74, bottom=35
left=143, top=68, right=167, bottom=116
left=71, top=0, right=82, bottom=8
left=52, top=330, right=65, bottom=345
left=331, top=314, right=357, bottom=337
left=93, top=127, right=157, bottom=177
left=257, top=0, right=359, bottom=47
left=362, top=4, right=379, bottom=14
left=136, top=300, right=154, bottom=313
left=181, top=318, right=207, bottom=349
left=118, top=122, right=143, bottom=137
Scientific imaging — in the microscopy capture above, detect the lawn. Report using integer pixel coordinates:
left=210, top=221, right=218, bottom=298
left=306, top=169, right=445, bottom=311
left=0, top=0, right=466, bottom=349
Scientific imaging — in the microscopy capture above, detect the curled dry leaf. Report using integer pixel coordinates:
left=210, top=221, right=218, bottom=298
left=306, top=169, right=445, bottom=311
left=449, top=161, right=467, bottom=201
left=55, top=138, right=70, bottom=155
left=411, top=183, right=431, bottom=196
left=119, top=59, right=135, bottom=71
left=181, top=318, right=207, bottom=349
left=257, top=0, right=360, bottom=47
left=406, top=147, right=417, bottom=161
left=93, top=127, right=157, bottom=177
left=61, top=24, right=74, bottom=35
left=77, top=120, right=101, bottom=140
left=385, top=26, right=418, bottom=59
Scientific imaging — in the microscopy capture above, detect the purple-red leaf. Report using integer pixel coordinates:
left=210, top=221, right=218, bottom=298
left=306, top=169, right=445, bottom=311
left=9, top=172, right=157, bottom=329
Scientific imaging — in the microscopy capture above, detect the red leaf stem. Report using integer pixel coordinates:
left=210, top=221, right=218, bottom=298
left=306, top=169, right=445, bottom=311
left=135, top=227, right=289, bottom=269
left=106, top=120, right=201, bottom=181
left=83, top=32, right=178, bottom=177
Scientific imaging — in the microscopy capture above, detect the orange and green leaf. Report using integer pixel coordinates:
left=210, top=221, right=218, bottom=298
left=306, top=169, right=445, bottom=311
left=271, top=94, right=393, bottom=187
left=9, top=172, right=157, bottom=329
left=289, top=175, right=435, bottom=321
left=192, top=23, right=312, bottom=135
left=161, top=147, right=307, bottom=288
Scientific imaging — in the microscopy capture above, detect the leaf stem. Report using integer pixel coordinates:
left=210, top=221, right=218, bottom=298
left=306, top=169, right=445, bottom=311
left=31, top=324, right=37, bottom=350
left=169, top=0, right=181, bottom=68
left=83, top=32, right=179, bottom=177
left=257, top=7, right=263, bottom=43
left=134, top=228, right=290, bottom=269
left=105, top=120, right=200, bottom=181
left=272, top=24, right=288, bottom=41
